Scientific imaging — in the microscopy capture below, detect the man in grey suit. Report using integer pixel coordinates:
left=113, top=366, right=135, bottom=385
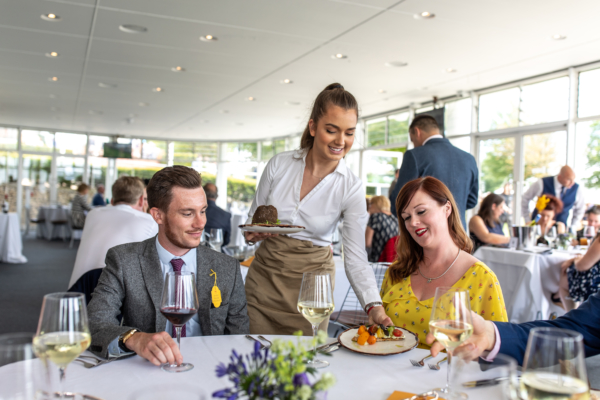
left=389, top=115, right=478, bottom=228
left=87, top=165, right=249, bottom=365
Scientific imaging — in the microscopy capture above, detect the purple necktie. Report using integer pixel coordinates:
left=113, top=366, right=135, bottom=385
left=170, top=258, right=186, bottom=338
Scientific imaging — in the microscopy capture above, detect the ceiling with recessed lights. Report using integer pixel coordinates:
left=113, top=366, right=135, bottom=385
left=1, top=0, right=600, bottom=141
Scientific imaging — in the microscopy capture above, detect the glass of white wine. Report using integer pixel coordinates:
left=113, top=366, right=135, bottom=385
left=429, top=287, right=473, bottom=399
left=520, top=327, right=589, bottom=400
left=33, top=292, right=91, bottom=398
left=297, top=272, right=334, bottom=369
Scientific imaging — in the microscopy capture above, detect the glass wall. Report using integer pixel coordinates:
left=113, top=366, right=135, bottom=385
left=578, top=68, right=600, bottom=118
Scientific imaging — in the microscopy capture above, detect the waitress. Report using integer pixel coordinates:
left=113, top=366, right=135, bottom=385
left=244, top=83, right=391, bottom=335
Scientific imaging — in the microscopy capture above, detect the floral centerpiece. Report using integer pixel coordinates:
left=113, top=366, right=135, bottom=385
left=213, top=331, right=335, bottom=400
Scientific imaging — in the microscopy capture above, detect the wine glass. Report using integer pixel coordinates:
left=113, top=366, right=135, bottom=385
left=584, top=225, right=596, bottom=244
left=429, top=287, right=473, bottom=399
left=297, top=272, right=334, bottom=369
left=160, top=271, right=199, bottom=373
left=209, top=229, right=224, bottom=253
left=546, top=226, right=558, bottom=248
left=520, top=327, right=589, bottom=399
left=33, top=292, right=90, bottom=398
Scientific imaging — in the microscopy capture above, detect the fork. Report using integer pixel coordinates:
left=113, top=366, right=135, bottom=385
left=427, top=357, right=448, bottom=370
left=410, top=354, right=433, bottom=367
left=245, top=335, right=266, bottom=349
left=257, top=335, right=272, bottom=349
left=74, top=358, right=113, bottom=369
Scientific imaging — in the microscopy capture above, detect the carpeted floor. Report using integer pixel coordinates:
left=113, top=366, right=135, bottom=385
left=0, top=236, right=78, bottom=334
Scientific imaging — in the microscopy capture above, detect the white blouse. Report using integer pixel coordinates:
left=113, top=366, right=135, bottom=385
left=247, top=150, right=382, bottom=308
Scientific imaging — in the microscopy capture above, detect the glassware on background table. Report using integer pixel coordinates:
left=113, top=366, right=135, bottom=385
left=0, top=333, right=41, bottom=400
left=584, top=226, right=596, bottom=244
left=297, top=272, right=334, bottom=369
left=546, top=226, right=558, bottom=248
left=429, top=287, right=473, bottom=399
left=159, top=271, right=199, bottom=373
left=209, top=229, right=224, bottom=253
left=33, top=292, right=91, bottom=399
left=520, top=327, right=589, bottom=399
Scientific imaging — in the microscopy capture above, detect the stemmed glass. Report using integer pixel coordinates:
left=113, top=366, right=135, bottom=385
left=429, top=287, right=473, bottom=399
left=520, top=327, right=589, bottom=399
left=33, top=292, right=90, bottom=398
left=584, top=226, right=596, bottom=245
left=209, top=229, right=224, bottom=253
left=297, top=272, right=334, bottom=369
left=159, top=271, right=199, bottom=373
left=546, top=226, right=558, bottom=248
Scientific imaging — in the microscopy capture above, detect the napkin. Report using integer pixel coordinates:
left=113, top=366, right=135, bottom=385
left=386, top=391, right=440, bottom=400
left=241, top=256, right=254, bottom=267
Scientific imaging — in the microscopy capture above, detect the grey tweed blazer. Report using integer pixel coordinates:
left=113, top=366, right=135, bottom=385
left=87, top=236, right=249, bottom=358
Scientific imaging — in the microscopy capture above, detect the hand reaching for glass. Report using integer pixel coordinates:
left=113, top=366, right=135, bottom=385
left=125, top=331, right=182, bottom=366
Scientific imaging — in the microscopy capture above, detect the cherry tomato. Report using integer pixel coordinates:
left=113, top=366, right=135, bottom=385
left=357, top=332, right=369, bottom=345
left=368, top=325, right=378, bottom=335
left=367, top=335, right=377, bottom=345
left=357, top=325, right=367, bottom=335
left=393, top=328, right=402, bottom=337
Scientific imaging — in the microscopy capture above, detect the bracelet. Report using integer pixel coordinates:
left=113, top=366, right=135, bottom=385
left=365, top=302, right=382, bottom=315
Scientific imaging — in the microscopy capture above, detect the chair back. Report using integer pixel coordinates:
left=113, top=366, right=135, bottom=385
left=68, top=268, right=104, bottom=305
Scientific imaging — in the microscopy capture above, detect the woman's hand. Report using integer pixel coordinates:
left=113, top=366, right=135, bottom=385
left=244, top=231, right=278, bottom=243
left=368, top=306, right=393, bottom=327
left=560, top=256, right=580, bottom=274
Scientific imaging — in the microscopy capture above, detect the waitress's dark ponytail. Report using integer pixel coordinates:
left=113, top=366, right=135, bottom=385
left=299, top=83, right=359, bottom=151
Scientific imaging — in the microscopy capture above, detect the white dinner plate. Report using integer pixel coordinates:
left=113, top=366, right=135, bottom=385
left=239, top=224, right=306, bottom=234
left=337, top=327, right=418, bottom=356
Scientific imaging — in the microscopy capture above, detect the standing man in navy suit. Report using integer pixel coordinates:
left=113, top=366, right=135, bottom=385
left=203, top=183, right=232, bottom=248
left=521, top=166, right=585, bottom=230
left=389, top=115, right=479, bottom=228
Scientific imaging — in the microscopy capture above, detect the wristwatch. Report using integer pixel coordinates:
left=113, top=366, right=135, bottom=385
left=118, top=328, right=139, bottom=352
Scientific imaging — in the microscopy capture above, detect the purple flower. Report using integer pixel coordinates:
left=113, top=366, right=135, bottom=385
left=212, top=389, right=232, bottom=398
left=215, top=363, right=228, bottom=378
left=293, top=373, right=310, bottom=387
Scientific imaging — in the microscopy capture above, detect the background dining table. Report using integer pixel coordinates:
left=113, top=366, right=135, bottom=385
left=0, top=212, right=27, bottom=263
left=36, top=205, right=71, bottom=241
left=0, top=335, right=513, bottom=400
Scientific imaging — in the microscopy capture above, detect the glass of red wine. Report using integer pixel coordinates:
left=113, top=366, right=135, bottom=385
left=160, top=271, right=199, bottom=373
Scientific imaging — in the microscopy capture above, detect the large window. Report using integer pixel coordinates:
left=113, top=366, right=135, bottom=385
left=579, top=68, right=600, bottom=118
left=520, top=77, right=569, bottom=126
left=225, top=143, right=258, bottom=211
left=56, top=156, right=86, bottom=206
left=366, top=117, right=386, bottom=147
left=0, top=128, right=18, bottom=150
left=478, top=137, right=515, bottom=194
left=173, top=142, right=217, bottom=180
left=445, top=98, right=471, bottom=136
left=523, top=131, right=567, bottom=187
left=388, top=112, right=409, bottom=144
left=56, top=132, right=87, bottom=156
left=363, top=150, right=403, bottom=197
left=574, top=120, right=600, bottom=203
left=21, top=130, right=54, bottom=152
left=478, top=88, right=520, bottom=132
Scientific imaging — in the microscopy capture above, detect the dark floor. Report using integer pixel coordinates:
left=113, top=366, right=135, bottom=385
left=0, top=236, right=78, bottom=334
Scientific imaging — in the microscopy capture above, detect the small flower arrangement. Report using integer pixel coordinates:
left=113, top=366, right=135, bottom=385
left=213, top=331, right=335, bottom=400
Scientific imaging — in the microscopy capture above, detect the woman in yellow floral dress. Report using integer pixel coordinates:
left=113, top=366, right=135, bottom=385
left=381, top=177, right=507, bottom=347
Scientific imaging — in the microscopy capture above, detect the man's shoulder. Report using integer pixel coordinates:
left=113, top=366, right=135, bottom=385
left=108, top=237, right=154, bottom=257
left=197, top=245, right=236, bottom=266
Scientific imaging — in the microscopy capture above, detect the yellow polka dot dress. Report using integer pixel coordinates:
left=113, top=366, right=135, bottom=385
left=380, top=262, right=507, bottom=348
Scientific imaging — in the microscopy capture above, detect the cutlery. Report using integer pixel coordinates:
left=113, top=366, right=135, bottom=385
left=324, top=343, right=340, bottom=353
left=427, top=357, right=448, bottom=370
left=316, top=341, right=339, bottom=352
left=74, top=358, right=113, bottom=369
left=410, top=354, right=433, bottom=367
left=462, top=376, right=518, bottom=388
left=257, top=335, right=272, bottom=349
left=245, top=335, right=266, bottom=349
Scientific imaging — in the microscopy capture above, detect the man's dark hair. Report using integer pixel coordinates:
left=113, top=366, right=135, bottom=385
left=409, top=115, right=439, bottom=134
left=147, top=165, right=202, bottom=212
left=203, top=183, right=218, bottom=200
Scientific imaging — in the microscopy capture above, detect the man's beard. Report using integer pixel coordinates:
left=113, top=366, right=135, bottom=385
left=163, top=217, right=199, bottom=250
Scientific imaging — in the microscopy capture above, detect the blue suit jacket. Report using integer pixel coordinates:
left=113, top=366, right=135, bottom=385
left=495, top=291, right=600, bottom=365
left=389, top=138, right=479, bottom=228
left=204, top=200, right=232, bottom=247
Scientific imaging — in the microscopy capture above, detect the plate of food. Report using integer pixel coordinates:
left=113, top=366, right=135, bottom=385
left=239, top=205, right=305, bottom=234
left=337, top=324, right=418, bottom=356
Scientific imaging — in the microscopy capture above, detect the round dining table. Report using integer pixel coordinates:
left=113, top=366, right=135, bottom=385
left=0, top=335, right=508, bottom=400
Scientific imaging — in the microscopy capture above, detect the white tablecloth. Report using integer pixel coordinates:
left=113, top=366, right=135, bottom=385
left=474, top=246, right=577, bottom=323
left=37, top=206, right=71, bottom=240
left=0, top=335, right=508, bottom=400
left=229, top=212, right=248, bottom=247
left=0, top=213, right=27, bottom=263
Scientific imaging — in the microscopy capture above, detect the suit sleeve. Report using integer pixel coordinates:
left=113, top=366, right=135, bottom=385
left=467, top=162, right=479, bottom=210
left=390, top=151, right=418, bottom=217
left=87, top=249, right=136, bottom=358
left=224, top=260, right=250, bottom=334
left=495, top=292, right=600, bottom=365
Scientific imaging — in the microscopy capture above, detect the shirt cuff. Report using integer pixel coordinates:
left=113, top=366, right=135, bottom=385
left=107, top=337, right=134, bottom=359
left=480, top=323, right=500, bottom=362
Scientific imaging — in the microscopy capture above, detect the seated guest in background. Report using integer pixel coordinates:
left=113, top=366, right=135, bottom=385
left=366, top=195, right=398, bottom=262
left=71, top=183, right=92, bottom=228
left=203, top=183, right=231, bottom=248
left=68, top=176, right=158, bottom=289
left=468, top=193, right=510, bottom=252
left=142, top=188, right=149, bottom=213
left=380, top=177, right=507, bottom=347
left=92, top=185, right=106, bottom=207
left=427, top=292, right=600, bottom=366
left=88, top=166, right=249, bottom=364
left=535, top=195, right=565, bottom=246
left=378, top=235, right=399, bottom=263
left=577, top=205, right=600, bottom=241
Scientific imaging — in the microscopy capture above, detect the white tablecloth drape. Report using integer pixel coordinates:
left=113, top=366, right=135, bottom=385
left=36, top=206, right=71, bottom=241
left=474, top=247, right=577, bottom=323
left=0, top=335, right=509, bottom=400
left=0, top=213, right=27, bottom=263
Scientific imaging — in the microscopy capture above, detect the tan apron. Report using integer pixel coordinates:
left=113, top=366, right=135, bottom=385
left=245, top=235, right=335, bottom=335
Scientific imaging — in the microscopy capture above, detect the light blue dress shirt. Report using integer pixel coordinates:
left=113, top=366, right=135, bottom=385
left=107, top=237, right=203, bottom=357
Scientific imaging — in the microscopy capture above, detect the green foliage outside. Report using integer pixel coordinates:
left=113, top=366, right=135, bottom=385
left=367, top=120, right=386, bottom=147
left=388, top=118, right=409, bottom=144
left=585, top=121, right=600, bottom=188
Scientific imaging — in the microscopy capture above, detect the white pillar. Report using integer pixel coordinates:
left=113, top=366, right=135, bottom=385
left=216, top=143, right=228, bottom=210
left=566, top=67, right=578, bottom=167
left=105, top=158, right=116, bottom=203
left=16, top=128, right=23, bottom=222
left=167, top=141, right=174, bottom=166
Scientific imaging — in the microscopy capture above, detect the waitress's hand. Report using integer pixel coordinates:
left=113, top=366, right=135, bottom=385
left=244, top=231, right=278, bottom=243
left=368, top=306, right=392, bottom=327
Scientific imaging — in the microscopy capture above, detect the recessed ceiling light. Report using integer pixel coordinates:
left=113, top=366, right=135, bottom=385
left=246, top=97, right=255, bottom=101
left=281, top=79, right=293, bottom=84
left=384, top=61, right=408, bottom=68
left=45, top=52, right=59, bottom=58
left=332, top=53, right=347, bottom=59
left=89, top=110, right=103, bottom=115
left=200, top=35, right=217, bottom=42
left=41, top=14, right=60, bottom=21
left=152, top=87, right=163, bottom=93
left=445, top=68, right=457, bottom=73
left=220, top=110, right=229, bottom=114
left=552, top=34, right=566, bottom=40
left=171, top=66, right=185, bottom=72
left=98, top=82, right=117, bottom=89
left=119, top=24, right=147, bottom=34
left=49, top=77, right=59, bottom=82
left=138, top=102, right=149, bottom=107
left=378, top=89, right=386, bottom=93
left=415, top=11, right=435, bottom=19
left=285, top=101, right=300, bottom=106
